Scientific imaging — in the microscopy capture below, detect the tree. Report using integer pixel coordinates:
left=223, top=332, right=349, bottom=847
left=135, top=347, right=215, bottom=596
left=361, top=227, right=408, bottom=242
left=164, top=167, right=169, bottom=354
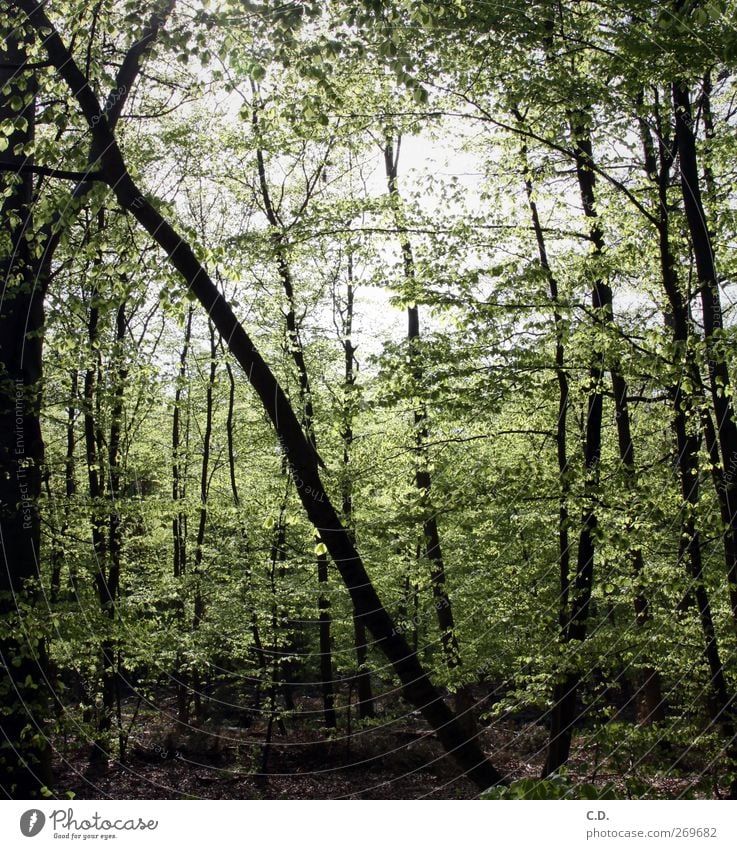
left=0, top=3, right=51, bottom=797
left=3, top=0, right=737, bottom=801
left=21, top=0, right=504, bottom=791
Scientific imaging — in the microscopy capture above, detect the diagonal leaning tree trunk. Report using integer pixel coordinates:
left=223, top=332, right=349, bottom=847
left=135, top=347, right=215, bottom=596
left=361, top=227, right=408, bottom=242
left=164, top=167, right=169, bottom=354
left=20, top=0, right=504, bottom=791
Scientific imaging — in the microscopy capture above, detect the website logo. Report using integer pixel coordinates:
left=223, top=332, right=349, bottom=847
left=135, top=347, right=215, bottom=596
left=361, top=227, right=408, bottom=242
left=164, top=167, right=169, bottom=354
left=20, top=810, right=46, bottom=837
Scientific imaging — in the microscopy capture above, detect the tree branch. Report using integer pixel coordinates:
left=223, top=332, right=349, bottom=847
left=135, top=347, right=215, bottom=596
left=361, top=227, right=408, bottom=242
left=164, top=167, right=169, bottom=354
left=32, top=0, right=177, bottom=287
left=0, top=161, right=104, bottom=181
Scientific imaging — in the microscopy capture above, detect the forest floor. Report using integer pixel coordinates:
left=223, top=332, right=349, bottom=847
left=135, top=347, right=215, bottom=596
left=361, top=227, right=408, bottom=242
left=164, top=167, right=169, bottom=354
left=51, top=691, right=712, bottom=800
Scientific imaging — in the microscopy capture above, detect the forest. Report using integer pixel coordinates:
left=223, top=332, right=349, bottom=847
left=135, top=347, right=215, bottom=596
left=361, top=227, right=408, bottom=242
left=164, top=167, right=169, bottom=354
left=1, top=0, right=737, bottom=801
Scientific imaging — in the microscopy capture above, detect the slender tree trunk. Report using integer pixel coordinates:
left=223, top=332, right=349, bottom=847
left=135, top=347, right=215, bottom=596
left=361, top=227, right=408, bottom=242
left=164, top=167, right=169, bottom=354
left=190, top=320, right=217, bottom=721
left=341, top=251, right=374, bottom=719
left=259, top=483, right=290, bottom=782
left=316, top=548, right=337, bottom=728
left=383, top=137, right=472, bottom=729
left=172, top=308, right=193, bottom=723
left=46, top=378, right=75, bottom=603
left=672, top=395, right=737, bottom=797
left=224, top=359, right=240, bottom=509
left=83, top=244, right=128, bottom=764
left=544, top=105, right=665, bottom=769
left=45, top=472, right=64, bottom=605
left=106, top=301, right=127, bottom=759
left=610, top=370, right=663, bottom=724
left=192, top=320, right=217, bottom=624
left=224, top=359, right=266, bottom=715
left=699, top=73, right=718, bottom=217
left=641, top=92, right=737, bottom=792
left=544, top=116, right=608, bottom=776
left=638, top=92, right=697, bottom=719
left=62, top=370, right=79, bottom=596
left=673, top=81, right=737, bottom=635
left=30, top=15, right=505, bottom=786
left=254, top=126, right=335, bottom=728
left=82, top=238, right=112, bottom=762
left=517, top=133, right=571, bottom=641
left=0, top=10, right=52, bottom=797
left=172, top=306, right=192, bottom=580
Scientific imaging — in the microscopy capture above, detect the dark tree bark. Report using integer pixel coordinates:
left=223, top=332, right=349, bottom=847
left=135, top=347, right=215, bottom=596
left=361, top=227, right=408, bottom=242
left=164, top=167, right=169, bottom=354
left=172, top=306, right=193, bottom=580
left=519, top=134, right=589, bottom=757
left=517, top=134, right=571, bottom=639
left=640, top=91, right=737, bottom=793
left=81, top=241, right=111, bottom=763
left=172, top=307, right=192, bottom=723
left=0, top=8, right=52, bottom=797
left=106, top=301, right=127, bottom=759
left=25, top=2, right=504, bottom=788
left=189, top=320, right=217, bottom=721
left=340, top=250, right=374, bottom=719
left=383, top=135, right=478, bottom=735
left=224, top=359, right=240, bottom=509
left=543, top=116, right=607, bottom=776
left=59, top=370, right=79, bottom=597
left=316, top=546, right=337, bottom=728
left=543, top=102, right=665, bottom=771
left=258, top=481, right=290, bottom=783
left=83, top=245, right=128, bottom=765
left=609, top=384, right=663, bottom=725
left=192, top=320, right=217, bottom=630
left=673, top=80, right=737, bottom=636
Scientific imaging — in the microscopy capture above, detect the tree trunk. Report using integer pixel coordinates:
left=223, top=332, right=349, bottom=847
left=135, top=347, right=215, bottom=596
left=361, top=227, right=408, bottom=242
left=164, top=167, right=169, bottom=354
left=82, top=256, right=111, bottom=764
left=0, top=10, right=52, bottom=797
left=341, top=250, right=374, bottom=719
left=190, top=320, right=217, bottom=721
left=107, top=301, right=127, bottom=760
left=317, top=547, right=337, bottom=728
left=172, top=307, right=193, bottom=723
left=673, top=81, right=737, bottom=636
left=259, top=482, right=290, bottom=781
left=254, top=125, right=336, bottom=729
left=172, top=306, right=192, bottom=580
left=544, top=115, right=608, bottom=776
left=641, top=91, right=737, bottom=792
left=517, top=131, right=571, bottom=643
left=61, top=370, right=79, bottom=596
left=383, top=137, right=471, bottom=730
left=224, top=359, right=266, bottom=717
